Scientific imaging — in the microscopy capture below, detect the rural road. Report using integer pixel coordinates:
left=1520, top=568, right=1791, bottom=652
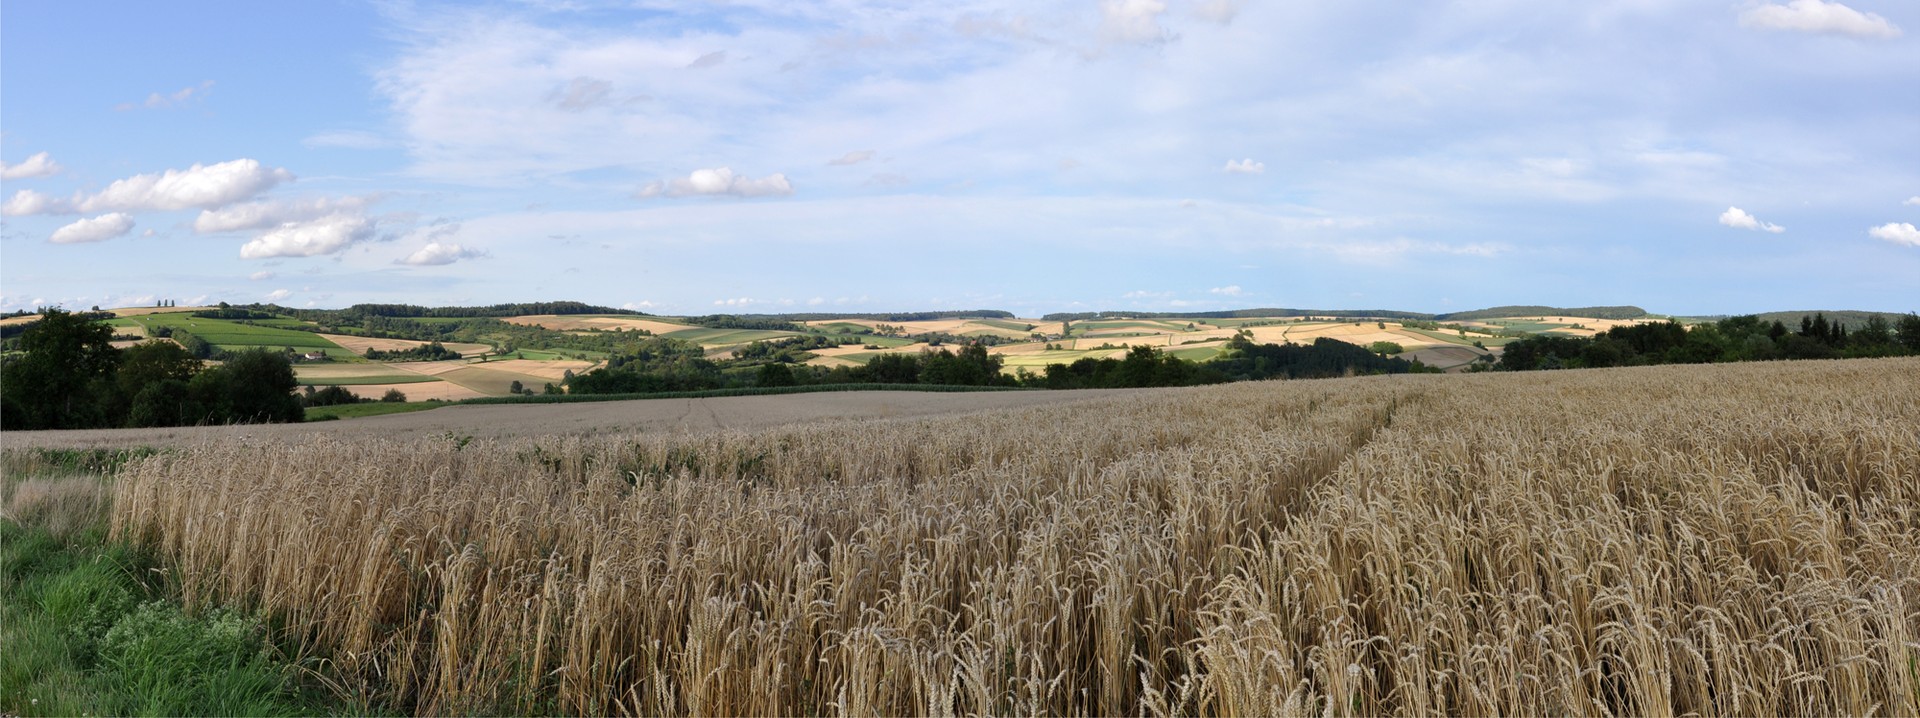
left=0, top=389, right=1142, bottom=449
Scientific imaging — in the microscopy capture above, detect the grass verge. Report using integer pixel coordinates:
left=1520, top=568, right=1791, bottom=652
left=0, top=455, right=369, bottom=717
left=304, top=402, right=445, bottom=422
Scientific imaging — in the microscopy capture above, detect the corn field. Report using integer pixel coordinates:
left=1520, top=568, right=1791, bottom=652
left=111, top=357, right=1920, bottom=715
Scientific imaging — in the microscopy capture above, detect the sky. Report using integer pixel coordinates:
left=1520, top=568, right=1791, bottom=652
left=2, top=0, right=1917, bottom=317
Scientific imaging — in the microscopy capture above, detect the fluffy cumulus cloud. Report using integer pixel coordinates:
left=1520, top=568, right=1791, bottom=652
left=1, top=152, right=62, bottom=180
left=1868, top=222, right=1920, bottom=247
left=79, top=159, right=293, bottom=214
left=637, top=167, right=793, bottom=199
left=193, top=195, right=373, bottom=233
left=48, top=213, right=135, bottom=244
left=1209, top=285, right=1245, bottom=296
left=249, top=271, right=275, bottom=281
left=1, top=189, right=70, bottom=216
left=1719, top=206, right=1785, bottom=233
left=239, top=214, right=375, bottom=259
left=1739, top=0, right=1902, bottom=39
left=1905, top=196, right=1920, bottom=206
left=264, top=289, right=293, bottom=302
left=397, top=241, right=487, bottom=266
left=1223, top=158, right=1265, bottom=174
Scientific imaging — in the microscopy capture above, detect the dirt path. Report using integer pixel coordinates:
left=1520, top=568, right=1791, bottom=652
left=0, top=389, right=1148, bottom=449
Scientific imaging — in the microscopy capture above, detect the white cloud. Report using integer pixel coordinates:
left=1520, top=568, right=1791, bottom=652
left=713, top=297, right=755, bottom=307
left=806, top=297, right=826, bottom=306
left=686, top=51, right=727, bottom=69
left=0, top=152, right=62, bottom=180
left=1739, top=1, right=1901, bottom=39
left=194, top=195, right=373, bottom=233
left=1905, top=196, right=1920, bottom=206
left=829, top=150, right=875, bottom=166
left=1100, top=0, right=1169, bottom=44
left=48, top=213, right=135, bottom=244
left=239, top=214, right=376, bottom=259
left=637, top=167, right=793, bottom=199
left=1719, top=206, right=1785, bottom=233
left=264, top=289, right=293, bottom=302
left=1223, top=158, right=1265, bottom=174
left=73, top=159, right=293, bottom=214
left=1192, top=0, right=1242, bottom=24
left=116, top=80, right=216, bottom=111
left=1, top=189, right=71, bottom=216
left=1123, top=290, right=1172, bottom=299
left=1868, top=222, right=1920, bottom=247
left=397, top=241, right=488, bottom=266
left=249, top=271, right=275, bottom=281
left=623, top=301, right=658, bottom=310
left=1209, top=285, right=1244, bottom=296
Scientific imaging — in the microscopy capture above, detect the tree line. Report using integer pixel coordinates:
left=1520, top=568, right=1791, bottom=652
left=1, top=309, right=302, bottom=429
left=562, top=333, right=1435, bottom=396
left=1496, top=313, right=1920, bottom=371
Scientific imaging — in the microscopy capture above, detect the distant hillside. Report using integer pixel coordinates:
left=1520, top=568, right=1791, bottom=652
left=1042, top=308, right=1434, bottom=321
left=1042, top=305, right=1647, bottom=322
left=699, top=310, right=1016, bottom=322
left=1433, top=305, right=1647, bottom=321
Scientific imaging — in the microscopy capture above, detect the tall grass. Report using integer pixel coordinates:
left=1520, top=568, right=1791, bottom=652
left=111, top=357, right=1920, bottom=715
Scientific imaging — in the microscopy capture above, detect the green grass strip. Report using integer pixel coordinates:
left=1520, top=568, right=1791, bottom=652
left=304, top=402, right=444, bottom=421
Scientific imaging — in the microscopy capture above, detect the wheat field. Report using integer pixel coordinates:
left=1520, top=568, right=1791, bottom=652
left=110, top=358, right=1920, bottom=716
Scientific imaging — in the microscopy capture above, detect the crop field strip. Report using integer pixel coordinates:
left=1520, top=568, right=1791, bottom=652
left=101, top=357, right=1919, bottom=716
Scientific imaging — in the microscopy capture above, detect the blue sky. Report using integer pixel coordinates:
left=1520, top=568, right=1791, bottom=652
left=3, top=0, right=1917, bottom=317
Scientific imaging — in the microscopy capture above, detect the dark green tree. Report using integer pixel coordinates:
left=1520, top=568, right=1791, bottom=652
left=0, top=308, right=120, bottom=429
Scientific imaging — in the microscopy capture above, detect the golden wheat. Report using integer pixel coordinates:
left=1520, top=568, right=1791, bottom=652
left=107, top=357, right=1920, bottom=715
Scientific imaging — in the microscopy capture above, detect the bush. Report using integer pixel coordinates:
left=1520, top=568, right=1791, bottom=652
left=380, top=389, right=407, bottom=403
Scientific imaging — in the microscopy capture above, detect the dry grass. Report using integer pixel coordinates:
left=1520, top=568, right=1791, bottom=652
left=107, top=358, right=1920, bottom=715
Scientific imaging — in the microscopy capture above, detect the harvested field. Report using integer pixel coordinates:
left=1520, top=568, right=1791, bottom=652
left=476, top=358, right=599, bottom=380
left=317, top=334, right=491, bottom=357
left=436, top=365, right=555, bottom=395
left=387, top=360, right=475, bottom=376
left=81, top=357, right=1920, bottom=715
left=1405, top=344, right=1483, bottom=370
left=503, top=315, right=692, bottom=335
left=341, top=382, right=488, bottom=403
left=293, top=364, right=442, bottom=386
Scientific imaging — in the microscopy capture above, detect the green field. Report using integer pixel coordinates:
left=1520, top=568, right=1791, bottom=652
left=1168, top=345, right=1225, bottom=361
left=1479, top=320, right=1568, bottom=333
left=660, top=327, right=802, bottom=345
left=813, top=322, right=872, bottom=334
left=126, top=313, right=343, bottom=351
left=304, top=402, right=444, bottom=421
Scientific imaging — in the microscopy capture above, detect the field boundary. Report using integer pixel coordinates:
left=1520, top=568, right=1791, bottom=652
left=458, top=382, right=1031, bottom=405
